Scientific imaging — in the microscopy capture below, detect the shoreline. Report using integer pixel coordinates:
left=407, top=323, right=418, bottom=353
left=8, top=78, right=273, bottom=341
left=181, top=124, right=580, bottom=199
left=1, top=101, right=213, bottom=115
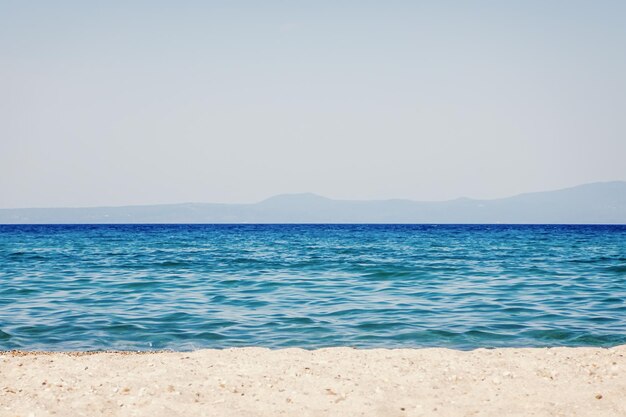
left=2, top=345, right=625, bottom=416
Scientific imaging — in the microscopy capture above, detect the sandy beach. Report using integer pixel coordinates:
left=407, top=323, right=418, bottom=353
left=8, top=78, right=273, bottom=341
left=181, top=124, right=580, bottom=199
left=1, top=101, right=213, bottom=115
left=1, top=345, right=624, bottom=417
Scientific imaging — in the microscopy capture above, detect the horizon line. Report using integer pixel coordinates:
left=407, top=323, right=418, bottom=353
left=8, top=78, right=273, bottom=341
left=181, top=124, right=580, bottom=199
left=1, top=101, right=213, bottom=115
left=1, top=180, right=625, bottom=211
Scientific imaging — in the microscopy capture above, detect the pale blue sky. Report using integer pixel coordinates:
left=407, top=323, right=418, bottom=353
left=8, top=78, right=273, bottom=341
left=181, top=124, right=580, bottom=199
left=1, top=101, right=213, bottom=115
left=1, top=1, right=625, bottom=208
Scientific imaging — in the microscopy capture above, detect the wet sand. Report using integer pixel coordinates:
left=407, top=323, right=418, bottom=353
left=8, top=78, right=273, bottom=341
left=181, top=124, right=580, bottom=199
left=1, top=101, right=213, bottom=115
left=1, top=345, right=625, bottom=416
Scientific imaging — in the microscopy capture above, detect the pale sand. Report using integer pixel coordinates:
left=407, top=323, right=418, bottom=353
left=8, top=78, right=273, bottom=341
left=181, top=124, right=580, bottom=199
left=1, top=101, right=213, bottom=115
left=1, top=346, right=625, bottom=417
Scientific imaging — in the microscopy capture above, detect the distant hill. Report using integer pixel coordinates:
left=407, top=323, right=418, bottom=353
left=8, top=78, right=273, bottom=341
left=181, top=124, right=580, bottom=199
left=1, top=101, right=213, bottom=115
left=1, top=181, right=625, bottom=224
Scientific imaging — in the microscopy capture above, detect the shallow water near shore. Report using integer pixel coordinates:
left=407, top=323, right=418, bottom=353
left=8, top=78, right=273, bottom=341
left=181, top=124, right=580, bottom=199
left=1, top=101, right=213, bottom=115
left=1, top=224, right=625, bottom=351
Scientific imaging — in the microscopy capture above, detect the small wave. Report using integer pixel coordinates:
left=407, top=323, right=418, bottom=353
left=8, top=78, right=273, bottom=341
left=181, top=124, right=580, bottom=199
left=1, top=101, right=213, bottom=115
left=194, top=331, right=227, bottom=340
left=106, top=323, right=147, bottom=332
left=361, top=270, right=415, bottom=280
left=284, top=317, right=316, bottom=325
left=156, top=260, right=188, bottom=267
left=605, top=265, right=626, bottom=273
left=7, top=251, right=47, bottom=260
left=501, top=307, right=541, bottom=314
left=521, top=329, right=579, bottom=341
left=465, top=330, right=514, bottom=340
left=570, top=256, right=626, bottom=264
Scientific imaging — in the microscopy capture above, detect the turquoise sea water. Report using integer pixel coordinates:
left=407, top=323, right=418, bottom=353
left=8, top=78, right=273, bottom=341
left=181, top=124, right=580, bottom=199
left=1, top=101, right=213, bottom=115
left=0, top=224, right=625, bottom=351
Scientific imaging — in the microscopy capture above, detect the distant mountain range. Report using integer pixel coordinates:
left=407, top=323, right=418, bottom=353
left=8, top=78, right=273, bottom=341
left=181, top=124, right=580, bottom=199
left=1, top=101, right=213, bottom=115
left=1, top=181, right=625, bottom=224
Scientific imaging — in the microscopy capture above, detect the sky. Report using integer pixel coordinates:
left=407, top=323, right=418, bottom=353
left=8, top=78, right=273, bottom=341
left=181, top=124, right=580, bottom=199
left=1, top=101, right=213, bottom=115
left=1, top=1, right=625, bottom=208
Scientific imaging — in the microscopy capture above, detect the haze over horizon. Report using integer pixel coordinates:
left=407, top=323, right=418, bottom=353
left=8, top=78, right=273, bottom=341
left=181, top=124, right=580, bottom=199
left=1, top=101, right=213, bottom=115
left=1, top=180, right=625, bottom=209
left=2, top=1, right=626, bottom=209
left=1, top=181, right=624, bottom=224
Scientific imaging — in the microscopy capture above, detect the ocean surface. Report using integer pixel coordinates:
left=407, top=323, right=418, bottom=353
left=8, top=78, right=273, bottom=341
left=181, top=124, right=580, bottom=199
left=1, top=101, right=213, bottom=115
left=1, top=224, right=625, bottom=351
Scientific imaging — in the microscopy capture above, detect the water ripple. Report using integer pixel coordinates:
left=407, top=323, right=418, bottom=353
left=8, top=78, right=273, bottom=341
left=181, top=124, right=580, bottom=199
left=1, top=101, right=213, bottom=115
left=0, top=224, right=625, bottom=351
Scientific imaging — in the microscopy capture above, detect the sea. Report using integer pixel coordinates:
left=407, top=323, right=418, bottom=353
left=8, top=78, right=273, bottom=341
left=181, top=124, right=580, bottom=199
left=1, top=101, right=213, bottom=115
left=1, top=224, right=625, bottom=351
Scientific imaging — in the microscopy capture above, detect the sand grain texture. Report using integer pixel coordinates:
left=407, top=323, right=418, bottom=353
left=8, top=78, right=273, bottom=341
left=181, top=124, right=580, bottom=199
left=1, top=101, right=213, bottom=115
left=1, top=346, right=625, bottom=416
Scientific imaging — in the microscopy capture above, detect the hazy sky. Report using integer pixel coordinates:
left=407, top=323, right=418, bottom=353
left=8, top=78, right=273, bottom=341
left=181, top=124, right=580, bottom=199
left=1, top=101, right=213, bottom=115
left=2, top=1, right=625, bottom=208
